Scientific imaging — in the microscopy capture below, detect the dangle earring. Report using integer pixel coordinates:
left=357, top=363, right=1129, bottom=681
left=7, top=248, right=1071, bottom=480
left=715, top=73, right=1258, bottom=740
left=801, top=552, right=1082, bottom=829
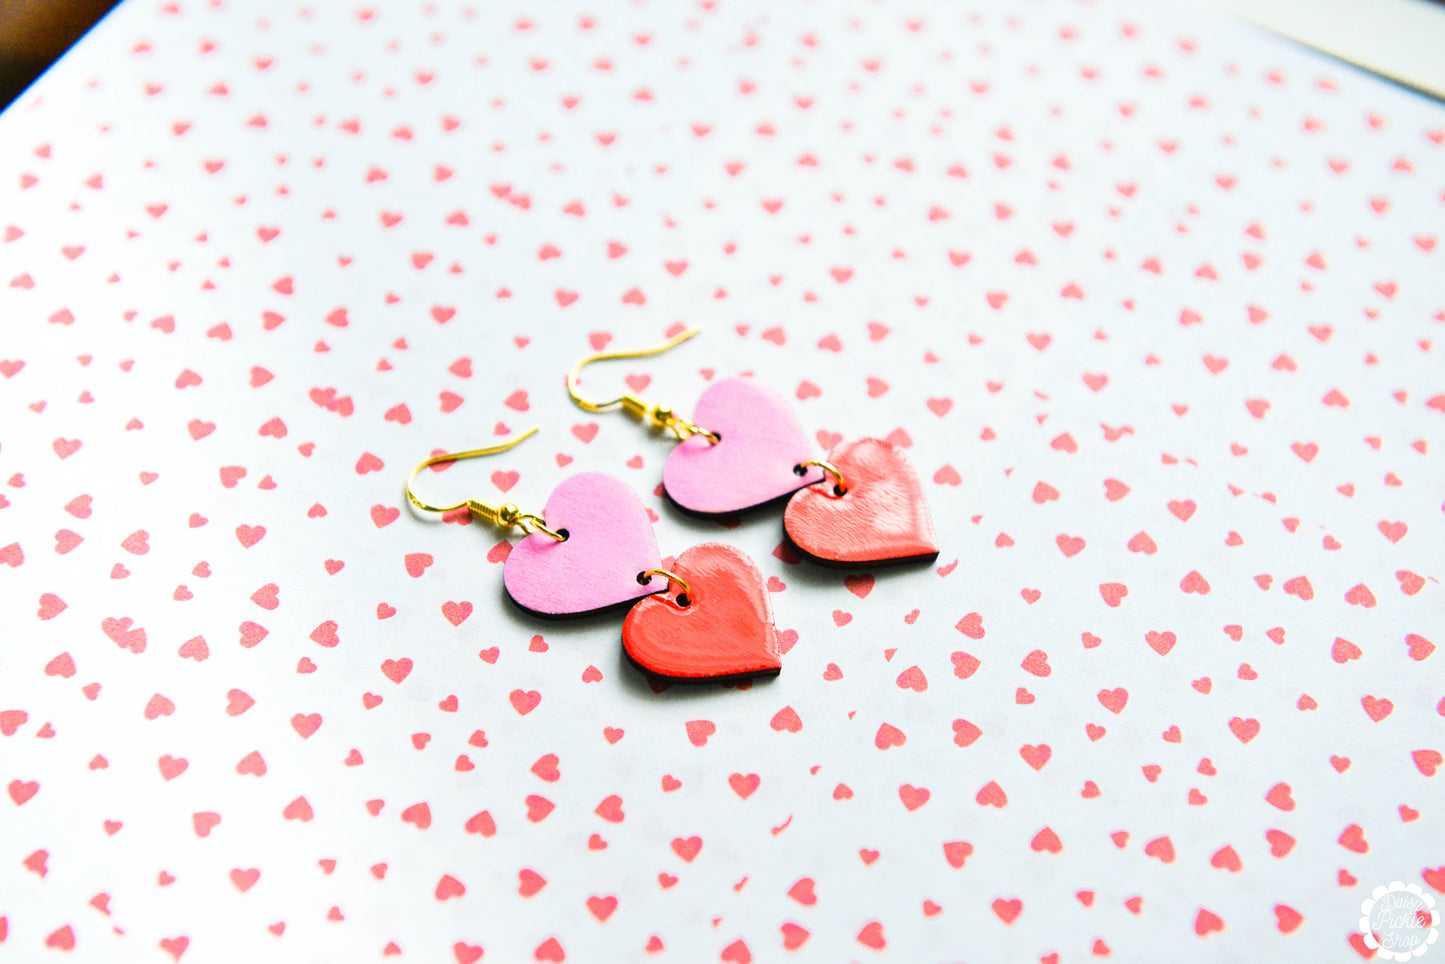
left=566, top=328, right=939, bottom=567
left=405, top=426, right=782, bottom=682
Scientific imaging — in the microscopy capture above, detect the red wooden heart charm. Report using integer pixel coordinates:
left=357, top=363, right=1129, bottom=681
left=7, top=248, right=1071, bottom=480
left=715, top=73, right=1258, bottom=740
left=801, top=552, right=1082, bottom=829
left=783, top=438, right=939, bottom=566
left=621, top=542, right=781, bottom=682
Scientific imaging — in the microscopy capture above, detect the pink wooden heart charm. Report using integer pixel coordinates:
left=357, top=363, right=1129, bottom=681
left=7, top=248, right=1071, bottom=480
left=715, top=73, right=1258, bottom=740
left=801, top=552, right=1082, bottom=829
left=503, top=472, right=663, bottom=617
left=621, top=542, right=781, bottom=682
left=662, top=377, right=824, bottom=515
left=783, top=438, right=939, bottom=566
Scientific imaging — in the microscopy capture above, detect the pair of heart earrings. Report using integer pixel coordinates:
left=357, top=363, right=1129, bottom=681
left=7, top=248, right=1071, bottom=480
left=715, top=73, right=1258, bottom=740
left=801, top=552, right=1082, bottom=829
left=405, top=328, right=938, bottom=684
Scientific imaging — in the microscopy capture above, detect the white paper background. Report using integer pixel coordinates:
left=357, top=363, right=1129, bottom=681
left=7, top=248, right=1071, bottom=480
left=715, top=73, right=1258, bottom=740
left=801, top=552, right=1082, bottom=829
left=1, top=0, right=1442, bottom=960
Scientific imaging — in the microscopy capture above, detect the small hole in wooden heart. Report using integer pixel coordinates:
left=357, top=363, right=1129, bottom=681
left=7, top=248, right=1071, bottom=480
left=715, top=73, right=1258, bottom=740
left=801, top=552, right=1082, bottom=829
left=555, top=528, right=570, bottom=541
left=674, top=593, right=691, bottom=608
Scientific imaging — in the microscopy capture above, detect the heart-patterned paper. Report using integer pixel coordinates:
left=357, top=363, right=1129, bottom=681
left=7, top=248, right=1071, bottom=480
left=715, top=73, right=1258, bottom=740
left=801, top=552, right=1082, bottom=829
left=3, top=0, right=1443, bottom=958
left=784, top=437, right=939, bottom=566
left=503, top=472, right=663, bottom=617
left=621, top=542, right=781, bottom=681
left=662, top=377, right=824, bottom=515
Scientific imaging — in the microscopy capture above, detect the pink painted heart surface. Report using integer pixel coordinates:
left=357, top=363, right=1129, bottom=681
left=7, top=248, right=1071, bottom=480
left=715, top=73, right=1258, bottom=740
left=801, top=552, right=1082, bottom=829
left=662, top=377, right=823, bottom=515
left=503, top=472, right=663, bottom=617
left=784, top=437, right=939, bottom=565
left=621, top=542, right=781, bottom=681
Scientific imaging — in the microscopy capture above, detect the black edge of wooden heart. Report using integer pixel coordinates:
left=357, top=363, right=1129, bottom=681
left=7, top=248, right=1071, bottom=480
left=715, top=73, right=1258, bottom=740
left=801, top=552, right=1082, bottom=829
left=781, top=523, right=942, bottom=569
left=620, top=641, right=783, bottom=686
left=660, top=480, right=802, bottom=520
left=502, top=581, right=667, bottom=622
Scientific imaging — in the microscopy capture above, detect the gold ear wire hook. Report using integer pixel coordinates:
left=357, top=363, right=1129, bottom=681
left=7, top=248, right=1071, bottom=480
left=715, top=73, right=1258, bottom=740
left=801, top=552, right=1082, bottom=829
left=565, top=326, right=720, bottom=444
left=405, top=425, right=566, bottom=541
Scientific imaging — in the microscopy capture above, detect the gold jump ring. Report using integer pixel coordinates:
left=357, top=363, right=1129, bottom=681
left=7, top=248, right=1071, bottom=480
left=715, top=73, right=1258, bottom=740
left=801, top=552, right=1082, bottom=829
left=639, top=568, right=692, bottom=607
left=797, top=458, right=848, bottom=496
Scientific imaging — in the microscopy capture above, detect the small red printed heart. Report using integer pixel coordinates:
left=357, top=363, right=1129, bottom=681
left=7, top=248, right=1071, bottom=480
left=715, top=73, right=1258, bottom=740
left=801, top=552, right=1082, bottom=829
left=621, top=542, right=780, bottom=681
left=784, top=438, right=938, bottom=565
left=662, top=378, right=823, bottom=514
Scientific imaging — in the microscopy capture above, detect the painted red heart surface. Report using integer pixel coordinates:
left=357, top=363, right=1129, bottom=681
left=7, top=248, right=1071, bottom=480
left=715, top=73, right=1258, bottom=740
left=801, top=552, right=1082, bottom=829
left=621, top=542, right=781, bottom=681
left=784, top=437, right=939, bottom=565
left=502, top=472, right=663, bottom=617
left=662, top=377, right=824, bottom=515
